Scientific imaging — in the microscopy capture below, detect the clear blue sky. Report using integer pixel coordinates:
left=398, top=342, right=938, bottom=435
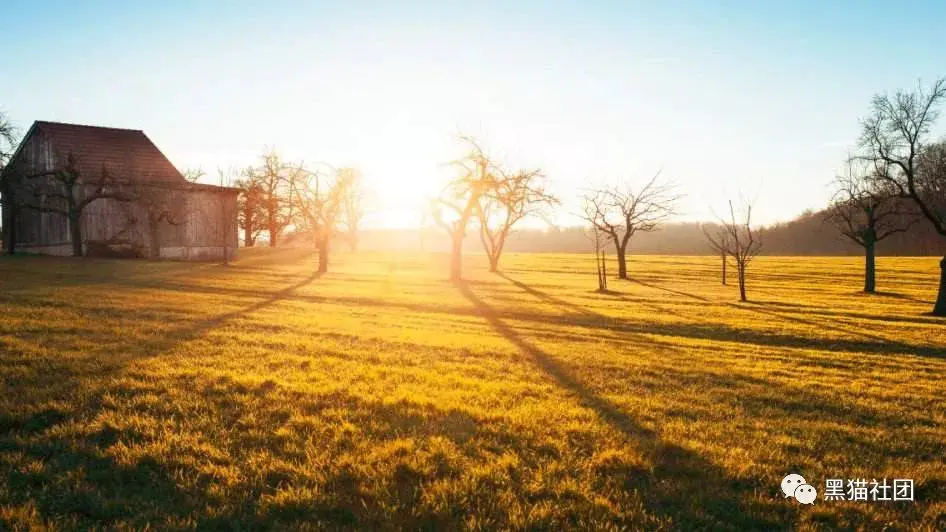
left=3, top=1, right=944, bottom=228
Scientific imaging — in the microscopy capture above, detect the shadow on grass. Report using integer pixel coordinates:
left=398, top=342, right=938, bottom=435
left=167, top=271, right=323, bottom=337
left=5, top=375, right=676, bottom=529
left=628, top=277, right=710, bottom=302
left=0, top=271, right=323, bottom=528
left=742, top=299, right=944, bottom=326
left=455, top=280, right=786, bottom=530
left=616, top=277, right=945, bottom=359
left=728, top=302, right=893, bottom=343
left=872, top=290, right=932, bottom=305
left=91, top=274, right=945, bottom=360
left=496, top=272, right=599, bottom=317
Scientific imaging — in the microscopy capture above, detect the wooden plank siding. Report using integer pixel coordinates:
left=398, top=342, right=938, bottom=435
left=4, top=121, right=239, bottom=260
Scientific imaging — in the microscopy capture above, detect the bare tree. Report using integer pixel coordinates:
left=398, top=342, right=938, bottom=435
left=339, top=168, right=365, bottom=252
left=217, top=168, right=240, bottom=266
left=0, top=114, right=14, bottom=161
left=430, top=136, right=494, bottom=281
left=477, top=167, right=557, bottom=272
left=701, top=223, right=730, bottom=285
left=859, top=77, right=946, bottom=315
left=826, top=158, right=918, bottom=293
left=585, top=224, right=609, bottom=292
left=581, top=172, right=681, bottom=279
left=581, top=197, right=611, bottom=291
left=235, top=167, right=266, bottom=247
left=135, top=184, right=186, bottom=259
left=293, top=165, right=354, bottom=273
left=18, top=153, right=137, bottom=256
left=253, top=150, right=296, bottom=247
left=0, top=113, right=20, bottom=254
left=182, top=168, right=205, bottom=183
left=915, top=139, right=946, bottom=305
left=706, top=199, right=762, bottom=302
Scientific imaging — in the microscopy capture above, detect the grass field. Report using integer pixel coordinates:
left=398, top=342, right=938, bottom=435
left=0, top=249, right=944, bottom=530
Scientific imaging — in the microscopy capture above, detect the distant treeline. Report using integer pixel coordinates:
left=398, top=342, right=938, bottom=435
left=339, top=208, right=946, bottom=256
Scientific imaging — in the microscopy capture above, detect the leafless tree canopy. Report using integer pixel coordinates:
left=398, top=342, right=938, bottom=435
left=915, top=141, right=946, bottom=226
left=430, top=136, right=496, bottom=281
left=182, top=168, right=205, bottom=184
left=339, top=169, right=365, bottom=251
left=16, top=153, right=138, bottom=256
left=292, top=164, right=356, bottom=273
left=477, top=166, right=558, bottom=272
left=581, top=172, right=681, bottom=279
left=248, top=150, right=298, bottom=247
left=0, top=114, right=21, bottom=254
left=858, top=77, right=946, bottom=314
left=826, top=159, right=920, bottom=293
left=700, top=223, right=731, bottom=285
left=235, top=168, right=267, bottom=247
left=0, top=114, right=16, bottom=165
left=705, top=199, right=762, bottom=302
left=827, top=158, right=919, bottom=246
left=860, top=77, right=946, bottom=235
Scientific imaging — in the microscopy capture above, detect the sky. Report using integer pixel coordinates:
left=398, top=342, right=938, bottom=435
left=3, top=0, right=945, bottom=229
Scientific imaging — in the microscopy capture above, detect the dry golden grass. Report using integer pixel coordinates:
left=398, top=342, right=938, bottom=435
left=0, top=249, right=944, bottom=530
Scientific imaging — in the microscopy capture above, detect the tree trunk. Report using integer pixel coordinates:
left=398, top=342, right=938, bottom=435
left=738, top=265, right=747, bottom=302
left=244, top=220, right=254, bottom=247
left=615, top=244, right=627, bottom=279
left=488, top=254, right=499, bottom=273
left=596, top=252, right=607, bottom=292
left=864, top=240, right=876, bottom=293
left=317, top=237, right=329, bottom=273
left=933, top=257, right=946, bottom=317
left=721, top=252, right=727, bottom=285
left=449, top=233, right=463, bottom=281
left=269, top=226, right=277, bottom=247
left=601, top=252, right=607, bottom=288
left=595, top=253, right=602, bottom=291
left=69, top=212, right=83, bottom=257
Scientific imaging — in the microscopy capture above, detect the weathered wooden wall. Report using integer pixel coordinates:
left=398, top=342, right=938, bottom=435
left=9, top=128, right=240, bottom=260
left=160, top=189, right=239, bottom=260
left=10, top=127, right=71, bottom=250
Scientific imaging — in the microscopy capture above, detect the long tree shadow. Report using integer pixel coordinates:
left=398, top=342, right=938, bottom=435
left=164, top=270, right=324, bottom=340
left=587, top=275, right=945, bottom=358
left=872, top=290, right=932, bottom=305
left=37, top=272, right=941, bottom=361
left=627, top=277, right=710, bottom=302
left=625, top=276, right=945, bottom=355
left=0, top=270, right=324, bottom=528
left=455, top=281, right=787, bottom=530
left=600, top=289, right=685, bottom=318
left=103, top=275, right=946, bottom=360
left=728, top=302, right=893, bottom=344
left=782, top=307, right=946, bottom=326
left=1, top=268, right=323, bottom=413
left=496, top=272, right=601, bottom=317
left=570, top=312, right=946, bottom=359
left=498, top=271, right=688, bottom=325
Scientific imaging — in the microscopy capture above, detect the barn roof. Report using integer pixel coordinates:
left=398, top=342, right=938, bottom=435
left=29, top=121, right=187, bottom=184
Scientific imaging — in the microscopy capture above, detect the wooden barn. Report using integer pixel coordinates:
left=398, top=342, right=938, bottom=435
left=0, top=121, right=238, bottom=260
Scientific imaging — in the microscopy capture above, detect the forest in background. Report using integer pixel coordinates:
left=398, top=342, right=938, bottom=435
left=312, top=208, right=946, bottom=256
